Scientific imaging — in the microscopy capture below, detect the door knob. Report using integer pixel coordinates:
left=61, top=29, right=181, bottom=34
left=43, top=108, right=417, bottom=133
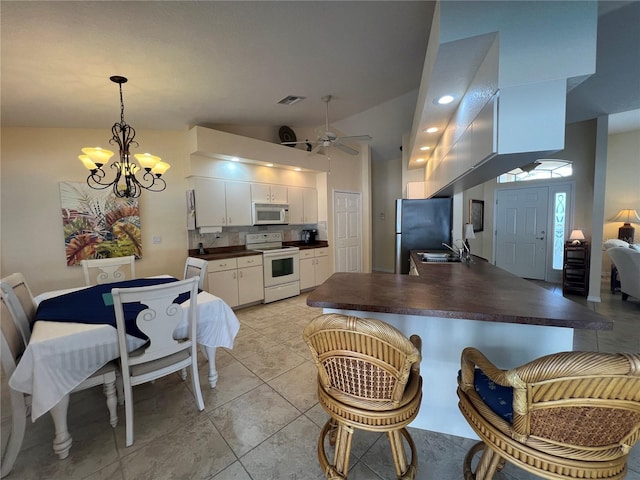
left=536, top=230, right=545, bottom=240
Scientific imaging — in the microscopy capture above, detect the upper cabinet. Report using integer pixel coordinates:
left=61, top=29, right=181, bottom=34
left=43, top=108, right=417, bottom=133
left=250, top=184, right=288, bottom=204
left=288, top=186, right=318, bottom=224
left=194, top=177, right=251, bottom=227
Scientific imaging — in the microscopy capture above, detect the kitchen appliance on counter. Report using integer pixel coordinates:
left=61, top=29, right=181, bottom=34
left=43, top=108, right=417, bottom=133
left=301, top=228, right=318, bottom=244
left=246, top=232, right=300, bottom=303
left=394, top=198, right=453, bottom=274
left=252, top=203, right=289, bottom=225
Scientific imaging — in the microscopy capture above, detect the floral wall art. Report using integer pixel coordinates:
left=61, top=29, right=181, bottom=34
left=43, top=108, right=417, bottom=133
left=60, top=182, right=142, bottom=266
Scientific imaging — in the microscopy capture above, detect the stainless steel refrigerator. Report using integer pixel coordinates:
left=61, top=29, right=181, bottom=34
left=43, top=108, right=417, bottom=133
left=394, top=198, right=453, bottom=274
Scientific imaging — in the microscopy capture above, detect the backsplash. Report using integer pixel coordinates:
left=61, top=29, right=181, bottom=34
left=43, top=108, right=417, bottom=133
left=187, top=222, right=327, bottom=250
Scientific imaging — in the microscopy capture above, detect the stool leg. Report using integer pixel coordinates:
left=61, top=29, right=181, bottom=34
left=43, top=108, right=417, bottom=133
left=388, top=428, right=418, bottom=480
left=333, top=423, right=354, bottom=477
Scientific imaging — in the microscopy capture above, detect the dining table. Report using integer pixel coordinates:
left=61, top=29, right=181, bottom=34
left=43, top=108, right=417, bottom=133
left=8, top=275, right=240, bottom=459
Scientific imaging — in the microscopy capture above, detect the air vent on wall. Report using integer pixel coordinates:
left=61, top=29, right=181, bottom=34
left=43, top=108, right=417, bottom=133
left=277, top=95, right=306, bottom=105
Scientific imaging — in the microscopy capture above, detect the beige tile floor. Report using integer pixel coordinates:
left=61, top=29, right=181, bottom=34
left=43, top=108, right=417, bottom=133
left=2, top=279, right=639, bottom=479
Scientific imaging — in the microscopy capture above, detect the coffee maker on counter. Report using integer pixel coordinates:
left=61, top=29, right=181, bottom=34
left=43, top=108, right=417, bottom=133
left=301, top=229, right=318, bottom=244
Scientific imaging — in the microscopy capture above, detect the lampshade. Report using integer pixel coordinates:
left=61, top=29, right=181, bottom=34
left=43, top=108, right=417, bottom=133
left=81, top=147, right=114, bottom=167
left=464, top=223, right=476, bottom=239
left=569, top=229, right=585, bottom=241
left=608, top=209, right=640, bottom=224
left=134, top=152, right=162, bottom=170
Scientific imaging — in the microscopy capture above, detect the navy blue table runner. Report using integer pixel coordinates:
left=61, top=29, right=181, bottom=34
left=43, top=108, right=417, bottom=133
left=35, top=277, right=189, bottom=340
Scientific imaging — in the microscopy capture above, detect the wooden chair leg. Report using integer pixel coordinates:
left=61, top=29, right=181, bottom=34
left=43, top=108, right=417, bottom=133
left=103, top=374, right=118, bottom=427
left=388, top=428, right=418, bottom=480
left=318, top=419, right=353, bottom=480
left=463, top=441, right=501, bottom=480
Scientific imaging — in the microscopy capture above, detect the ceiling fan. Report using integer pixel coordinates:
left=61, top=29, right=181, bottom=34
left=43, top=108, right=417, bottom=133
left=281, top=95, right=372, bottom=155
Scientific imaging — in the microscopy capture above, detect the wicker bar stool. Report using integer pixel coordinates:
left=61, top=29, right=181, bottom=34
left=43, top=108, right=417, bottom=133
left=303, top=313, right=423, bottom=480
left=457, top=348, right=640, bottom=479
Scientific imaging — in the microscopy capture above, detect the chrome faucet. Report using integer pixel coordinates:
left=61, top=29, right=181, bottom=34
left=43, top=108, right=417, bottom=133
left=441, top=242, right=458, bottom=255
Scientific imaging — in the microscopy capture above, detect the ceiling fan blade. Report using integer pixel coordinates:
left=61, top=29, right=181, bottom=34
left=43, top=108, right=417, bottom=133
left=338, top=134, right=372, bottom=142
left=333, top=142, right=359, bottom=156
left=280, top=141, right=307, bottom=145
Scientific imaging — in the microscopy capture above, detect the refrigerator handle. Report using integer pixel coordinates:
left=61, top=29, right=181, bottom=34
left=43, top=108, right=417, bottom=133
left=394, top=233, right=402, bottom=274
left=395, top=199, right=402, bottom=234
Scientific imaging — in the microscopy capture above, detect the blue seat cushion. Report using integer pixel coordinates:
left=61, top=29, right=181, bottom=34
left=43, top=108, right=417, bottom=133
left=459, top=368, right=513, bottom=423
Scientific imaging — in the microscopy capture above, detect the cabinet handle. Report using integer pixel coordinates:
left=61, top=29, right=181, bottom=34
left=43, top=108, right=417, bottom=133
left=239, top=271, right=243, bottom=278
left=233, top=272, right=237, bottom=279
left=228, top=217, right=232, bottom=224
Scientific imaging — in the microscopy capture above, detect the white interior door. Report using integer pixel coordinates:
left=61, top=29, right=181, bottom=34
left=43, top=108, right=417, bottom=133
left=495, top=186, right=548, bottom=280
left=334, top=191, right=362, bottom=273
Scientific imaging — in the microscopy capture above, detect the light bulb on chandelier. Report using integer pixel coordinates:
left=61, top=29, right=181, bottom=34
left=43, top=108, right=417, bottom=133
left=79, top=76, right=170, bottom=198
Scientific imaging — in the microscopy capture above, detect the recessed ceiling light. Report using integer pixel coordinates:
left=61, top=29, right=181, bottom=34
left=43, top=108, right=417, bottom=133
left=436, top=95, right=454, bottom=105
left=294, top=167, right=301, bottom=171
left=231, top=157, right=239, bottom=162
left=416, top=158, right=425, bottom=163
left=265, top=163, right=273, bottom=167
left=419, top=146, right=430, bottom=151
left=424, top=127, right=438, bottom=133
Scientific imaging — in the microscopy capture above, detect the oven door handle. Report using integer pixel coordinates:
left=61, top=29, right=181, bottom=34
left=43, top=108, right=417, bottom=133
left=264, top=252, right=299, bottom=261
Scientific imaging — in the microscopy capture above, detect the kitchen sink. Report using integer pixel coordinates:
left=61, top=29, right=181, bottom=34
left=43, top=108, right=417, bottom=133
left=417, top=252, right=461, bottom=263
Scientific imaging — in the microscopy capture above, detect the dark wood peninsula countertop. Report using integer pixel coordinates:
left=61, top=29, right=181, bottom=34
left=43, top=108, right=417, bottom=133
left=307, top=253, right=612, bottom=331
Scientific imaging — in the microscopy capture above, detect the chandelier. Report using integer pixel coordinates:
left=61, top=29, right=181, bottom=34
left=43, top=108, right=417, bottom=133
left=78, top=76, right=170, bottom=198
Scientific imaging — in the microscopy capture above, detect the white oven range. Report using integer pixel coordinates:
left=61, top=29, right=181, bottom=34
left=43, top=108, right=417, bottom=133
left=246, top=232, right=300, bottom=303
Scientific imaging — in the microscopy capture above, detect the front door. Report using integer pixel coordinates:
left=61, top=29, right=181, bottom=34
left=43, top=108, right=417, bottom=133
left=334, top=191, right=362, bottom=273
left=495, top=186, right=548, bottom=279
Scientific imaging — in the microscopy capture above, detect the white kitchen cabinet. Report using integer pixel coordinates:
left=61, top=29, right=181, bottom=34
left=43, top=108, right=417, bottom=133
left=287, top=186, right=318, bottom=225
left=194, top=178, right=251, bottom=227
left=237, top=256, right=264, bottom=305
left=250, top=183, right=288, bottom=204
left=299, top=247, right=330, bottom=290
left=302, top=187, right=318, bottom=224
left=225, top=181, right=252, bottom=226
left=207, top=255, right=263, bottom=308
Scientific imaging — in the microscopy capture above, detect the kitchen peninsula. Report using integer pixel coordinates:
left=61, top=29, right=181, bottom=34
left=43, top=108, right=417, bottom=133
left=306, top=253, right=612, bottom=439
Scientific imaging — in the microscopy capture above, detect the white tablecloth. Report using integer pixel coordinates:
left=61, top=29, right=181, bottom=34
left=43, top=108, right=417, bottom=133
left=9, top=281, right=240, bottom=421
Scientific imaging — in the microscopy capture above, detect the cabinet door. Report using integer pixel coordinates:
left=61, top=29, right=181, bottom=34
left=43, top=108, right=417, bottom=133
left=314, top=254, right=331, bottom=285
left=287, top=186, right=304, bottom=224
left=238, top=265, right=264, bottom=305
left=299, top=257, right=315, bottom=290
left=194, top=177, right=227, bottom=227
left=225, top=181, right=252, bottom=226
left=270, top=185, right=288, bottom=204
left=208, top=270, right=239, bottom=307
left=302, top=188, right=318, bottom=224
left=250, top=183, right=270, bottom=204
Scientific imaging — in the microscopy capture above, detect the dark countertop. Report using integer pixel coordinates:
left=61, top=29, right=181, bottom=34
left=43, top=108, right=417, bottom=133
left=188, top=241, right=328, bottom=261
left=306, top=254, right=613, bottom=331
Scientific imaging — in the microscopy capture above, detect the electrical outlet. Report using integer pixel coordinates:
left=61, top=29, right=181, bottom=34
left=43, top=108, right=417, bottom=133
left=152, top=235, right=162, bottom=244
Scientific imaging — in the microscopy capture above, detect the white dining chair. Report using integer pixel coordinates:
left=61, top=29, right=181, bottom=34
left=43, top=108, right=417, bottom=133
left=0, top=283, right=118, bottom=477
left=184, top=256, right=208, bottom=290
left=112, top=277, right=204, bottom=447
left=0, top=273, right=36, bottom=345
left=81, top=255, right=136, bottom=286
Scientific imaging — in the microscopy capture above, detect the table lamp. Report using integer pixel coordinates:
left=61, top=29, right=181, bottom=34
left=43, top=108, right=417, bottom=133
left=608, top=209, right=640, bottom=243
left=569, top=229, right=585, bottom=245
left=464, top=223, right=476, bottom=251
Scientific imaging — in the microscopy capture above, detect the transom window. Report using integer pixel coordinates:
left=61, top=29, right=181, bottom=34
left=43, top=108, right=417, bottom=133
left=498, top=159, right=573, bottom=184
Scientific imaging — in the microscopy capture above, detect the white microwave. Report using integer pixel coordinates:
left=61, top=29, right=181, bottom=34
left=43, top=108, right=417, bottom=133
left=252, top=203, right=289, bottom=225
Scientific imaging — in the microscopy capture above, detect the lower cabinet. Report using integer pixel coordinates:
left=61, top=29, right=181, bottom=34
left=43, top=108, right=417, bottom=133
left=300, top=247, right=330, bottom=290
left=207, top=255, right=264, bottom=308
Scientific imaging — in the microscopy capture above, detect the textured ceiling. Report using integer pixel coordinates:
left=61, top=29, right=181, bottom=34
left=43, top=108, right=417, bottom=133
left=1, top=1, right=638, bottom=143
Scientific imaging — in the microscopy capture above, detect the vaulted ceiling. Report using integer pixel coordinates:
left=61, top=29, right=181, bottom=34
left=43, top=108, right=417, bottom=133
left=1, top=1, right=638, bottom=153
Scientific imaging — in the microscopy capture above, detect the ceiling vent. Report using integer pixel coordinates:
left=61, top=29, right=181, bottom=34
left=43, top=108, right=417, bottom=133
left=277, top=95, right=306, bottom=106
